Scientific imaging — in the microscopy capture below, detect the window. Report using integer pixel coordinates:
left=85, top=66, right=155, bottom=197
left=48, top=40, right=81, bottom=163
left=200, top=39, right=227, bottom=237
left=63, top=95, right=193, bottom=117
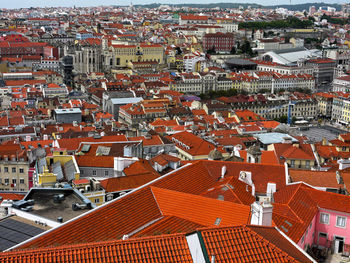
left=12, top=179, right=16, bottom=184
left=92, top=170, right=97, bottom=176
left=12, top=167, right=16, bottom=173
left=104, top=170, right=109, bottom=176
left=319, top=232, right=327, bottom=238
left=94, top=198, right=100, bottom=203
left=336, top=216, right=346, bottom=228
left=4, top=178, right=9, bottom=184
left=19, top=179, right=24, bottom=184
left=4, top=167, right=8, bottom=173
left=290, top=160, right=295, bottom=167
left=320, top=213, right=330, bottom=224
left=19, top=168, right=24, bottom=173
left=306, top=160, right=310, bottom=167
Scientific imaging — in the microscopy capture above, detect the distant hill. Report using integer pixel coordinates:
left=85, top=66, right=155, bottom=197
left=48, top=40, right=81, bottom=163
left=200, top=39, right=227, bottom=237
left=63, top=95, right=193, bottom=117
left=265, top=3, right=341, bottom=11
left=131, top=2, right=341, bottom=11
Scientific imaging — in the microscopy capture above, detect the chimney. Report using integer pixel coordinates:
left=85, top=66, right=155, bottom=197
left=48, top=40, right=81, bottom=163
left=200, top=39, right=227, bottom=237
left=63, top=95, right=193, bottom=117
left=266, top=182, right=276, bottom=200
left=221, top=165, right=226, bottom=179
left=250, top=201, right=273, bottom=227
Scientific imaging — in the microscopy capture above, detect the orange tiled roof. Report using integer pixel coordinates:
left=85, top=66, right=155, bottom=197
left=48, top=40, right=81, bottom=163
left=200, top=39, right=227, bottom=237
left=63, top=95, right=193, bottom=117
left=17, top=187, right=163, bottom=249
left=201, top=225, right=313, bottom=263
left=167, top=131, right=220, bottom=157
left=76, top=155, right=114, bottom=168
left=100, top=173, right=159, bottom=192
left=58, top=135, right=128, bottom=151
left=201, top=176, right=255, bottom=205
left=151, top=186, right=251, bottom=227
left=0, top=193, right=25, bottom=204
left=0, top=233, right=193, bottom=263
left=134, top=215, right=204, bottom=237
left=289, top=169, right=342, bottom=189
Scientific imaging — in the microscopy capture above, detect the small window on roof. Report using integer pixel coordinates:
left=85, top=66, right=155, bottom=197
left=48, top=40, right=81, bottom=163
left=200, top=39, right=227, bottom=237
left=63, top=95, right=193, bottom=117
left=217, top=195, right=224, bottom=201
left=281, top=225, right=288, bottom=232
left=81, top=144, right=91, bottom=153
left=285, top=220, right=292, bottom=227
left=214, top=218, right=222, bottom=226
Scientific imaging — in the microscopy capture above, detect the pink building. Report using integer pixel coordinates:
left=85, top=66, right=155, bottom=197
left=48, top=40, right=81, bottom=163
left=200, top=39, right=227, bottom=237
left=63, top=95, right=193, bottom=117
left=270, top=183, right=350, bottom=255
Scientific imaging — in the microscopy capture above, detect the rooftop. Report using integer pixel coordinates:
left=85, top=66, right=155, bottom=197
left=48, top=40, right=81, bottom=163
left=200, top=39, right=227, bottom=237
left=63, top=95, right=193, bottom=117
left=20, top=188, right=94, bottom=223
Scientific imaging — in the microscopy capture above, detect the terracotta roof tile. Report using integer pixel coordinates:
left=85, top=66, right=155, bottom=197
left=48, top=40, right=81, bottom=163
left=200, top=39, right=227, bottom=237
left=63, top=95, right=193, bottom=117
left=134, top=215, right=204, bottom=237
left=289, top=169, right=342, bottom=189
left=100, top=173, right=160, bottom=192
left=17, top=187, right=163, bottom=249
left=201, top=225, right=312, bottom=263
left=151, top=186, right=251, bottom=226
left=0, top=233, right=192, bottom=263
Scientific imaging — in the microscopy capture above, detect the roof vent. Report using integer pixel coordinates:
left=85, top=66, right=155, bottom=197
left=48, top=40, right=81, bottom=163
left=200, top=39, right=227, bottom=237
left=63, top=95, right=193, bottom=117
left=214, top=218, right=222, bottom=226
left=53, top=194, right=65, bottom=203
left=122, top=234, right=129, bottom=240
left=57, top=217, right=63, bottom=223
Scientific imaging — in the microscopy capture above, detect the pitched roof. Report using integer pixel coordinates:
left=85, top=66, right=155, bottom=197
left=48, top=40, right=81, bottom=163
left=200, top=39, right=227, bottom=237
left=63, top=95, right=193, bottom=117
left=57, top=135, right=128, bottom=151
left=289, top=169, right=342, bottom=189
left=0, top=233, right=193, bottom=263
left=100, top=173, right=160, bottom=192
left=151, top=186, right=250, bottom=227
left=201, top=225, right=313, bottom=263
left=167, top=131, right=221, bottom=157
left=16, top=187, right=163, bottom=249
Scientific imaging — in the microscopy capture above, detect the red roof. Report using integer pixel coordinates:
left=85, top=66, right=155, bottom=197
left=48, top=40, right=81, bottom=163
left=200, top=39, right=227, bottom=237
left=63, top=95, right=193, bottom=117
left=167, top=131, right=221, bottom=157
left=100, top=173, right=159, bottom=192
left=0, top=233, right=193, bottom=263
left=0, top=193, right=25, bottom=204
left=289, top=169, right=342, bottom=189
left=0, top=224, right=313, bottom=263
left=201, top=225, right=313, bottom=263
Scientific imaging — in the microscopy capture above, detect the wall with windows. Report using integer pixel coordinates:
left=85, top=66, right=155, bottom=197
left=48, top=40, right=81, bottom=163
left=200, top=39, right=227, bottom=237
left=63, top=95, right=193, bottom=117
left=297, top=215, right=317, bottom=251
left=315, top=208, right=350, bottom=248
left=79, top=166, right=114, bottom=178
left=0, top=159, right=29, bottom=192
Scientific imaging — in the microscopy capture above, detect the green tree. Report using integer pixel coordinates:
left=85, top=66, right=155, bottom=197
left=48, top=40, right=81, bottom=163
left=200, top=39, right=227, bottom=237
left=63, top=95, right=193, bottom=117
left=230, top=46, right=236, bottom=54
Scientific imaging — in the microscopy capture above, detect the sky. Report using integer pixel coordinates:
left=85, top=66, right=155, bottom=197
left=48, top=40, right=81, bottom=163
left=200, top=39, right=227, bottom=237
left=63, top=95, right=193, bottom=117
left=1, top=0, right=344, bottom=9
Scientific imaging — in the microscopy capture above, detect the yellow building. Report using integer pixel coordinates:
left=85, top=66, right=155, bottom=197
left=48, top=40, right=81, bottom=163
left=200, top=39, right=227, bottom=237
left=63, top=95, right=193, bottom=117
left=83, top=190, right=105, bottom=207
left=110, top=43, right=164, bottom=68
left=36, top=151, right=80, bottom=187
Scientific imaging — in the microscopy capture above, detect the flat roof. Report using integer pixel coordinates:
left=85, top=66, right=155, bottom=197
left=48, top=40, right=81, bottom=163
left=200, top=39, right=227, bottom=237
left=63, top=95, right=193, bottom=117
left=23, top=188, right=93, bottom=222
left=254, top=132, right=298, bottom=145
left=54, top=108, right=82, bottom=114
left=110, top=97, right=143, bottom=105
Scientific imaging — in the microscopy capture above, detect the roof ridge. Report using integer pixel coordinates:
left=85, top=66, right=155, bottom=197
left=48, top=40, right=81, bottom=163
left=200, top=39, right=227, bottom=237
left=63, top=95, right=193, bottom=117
left=150, top=186, right=164, bottom=216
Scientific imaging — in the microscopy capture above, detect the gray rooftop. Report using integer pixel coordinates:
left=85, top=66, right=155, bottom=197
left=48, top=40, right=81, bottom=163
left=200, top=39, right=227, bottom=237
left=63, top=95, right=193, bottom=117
left=110, top=97, right=143, bottom=105
left=54, top=108, right=82, bottom=114
left=254, top=132, right=298, bottom=145
left=22, top=188, right=94, bottom=222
